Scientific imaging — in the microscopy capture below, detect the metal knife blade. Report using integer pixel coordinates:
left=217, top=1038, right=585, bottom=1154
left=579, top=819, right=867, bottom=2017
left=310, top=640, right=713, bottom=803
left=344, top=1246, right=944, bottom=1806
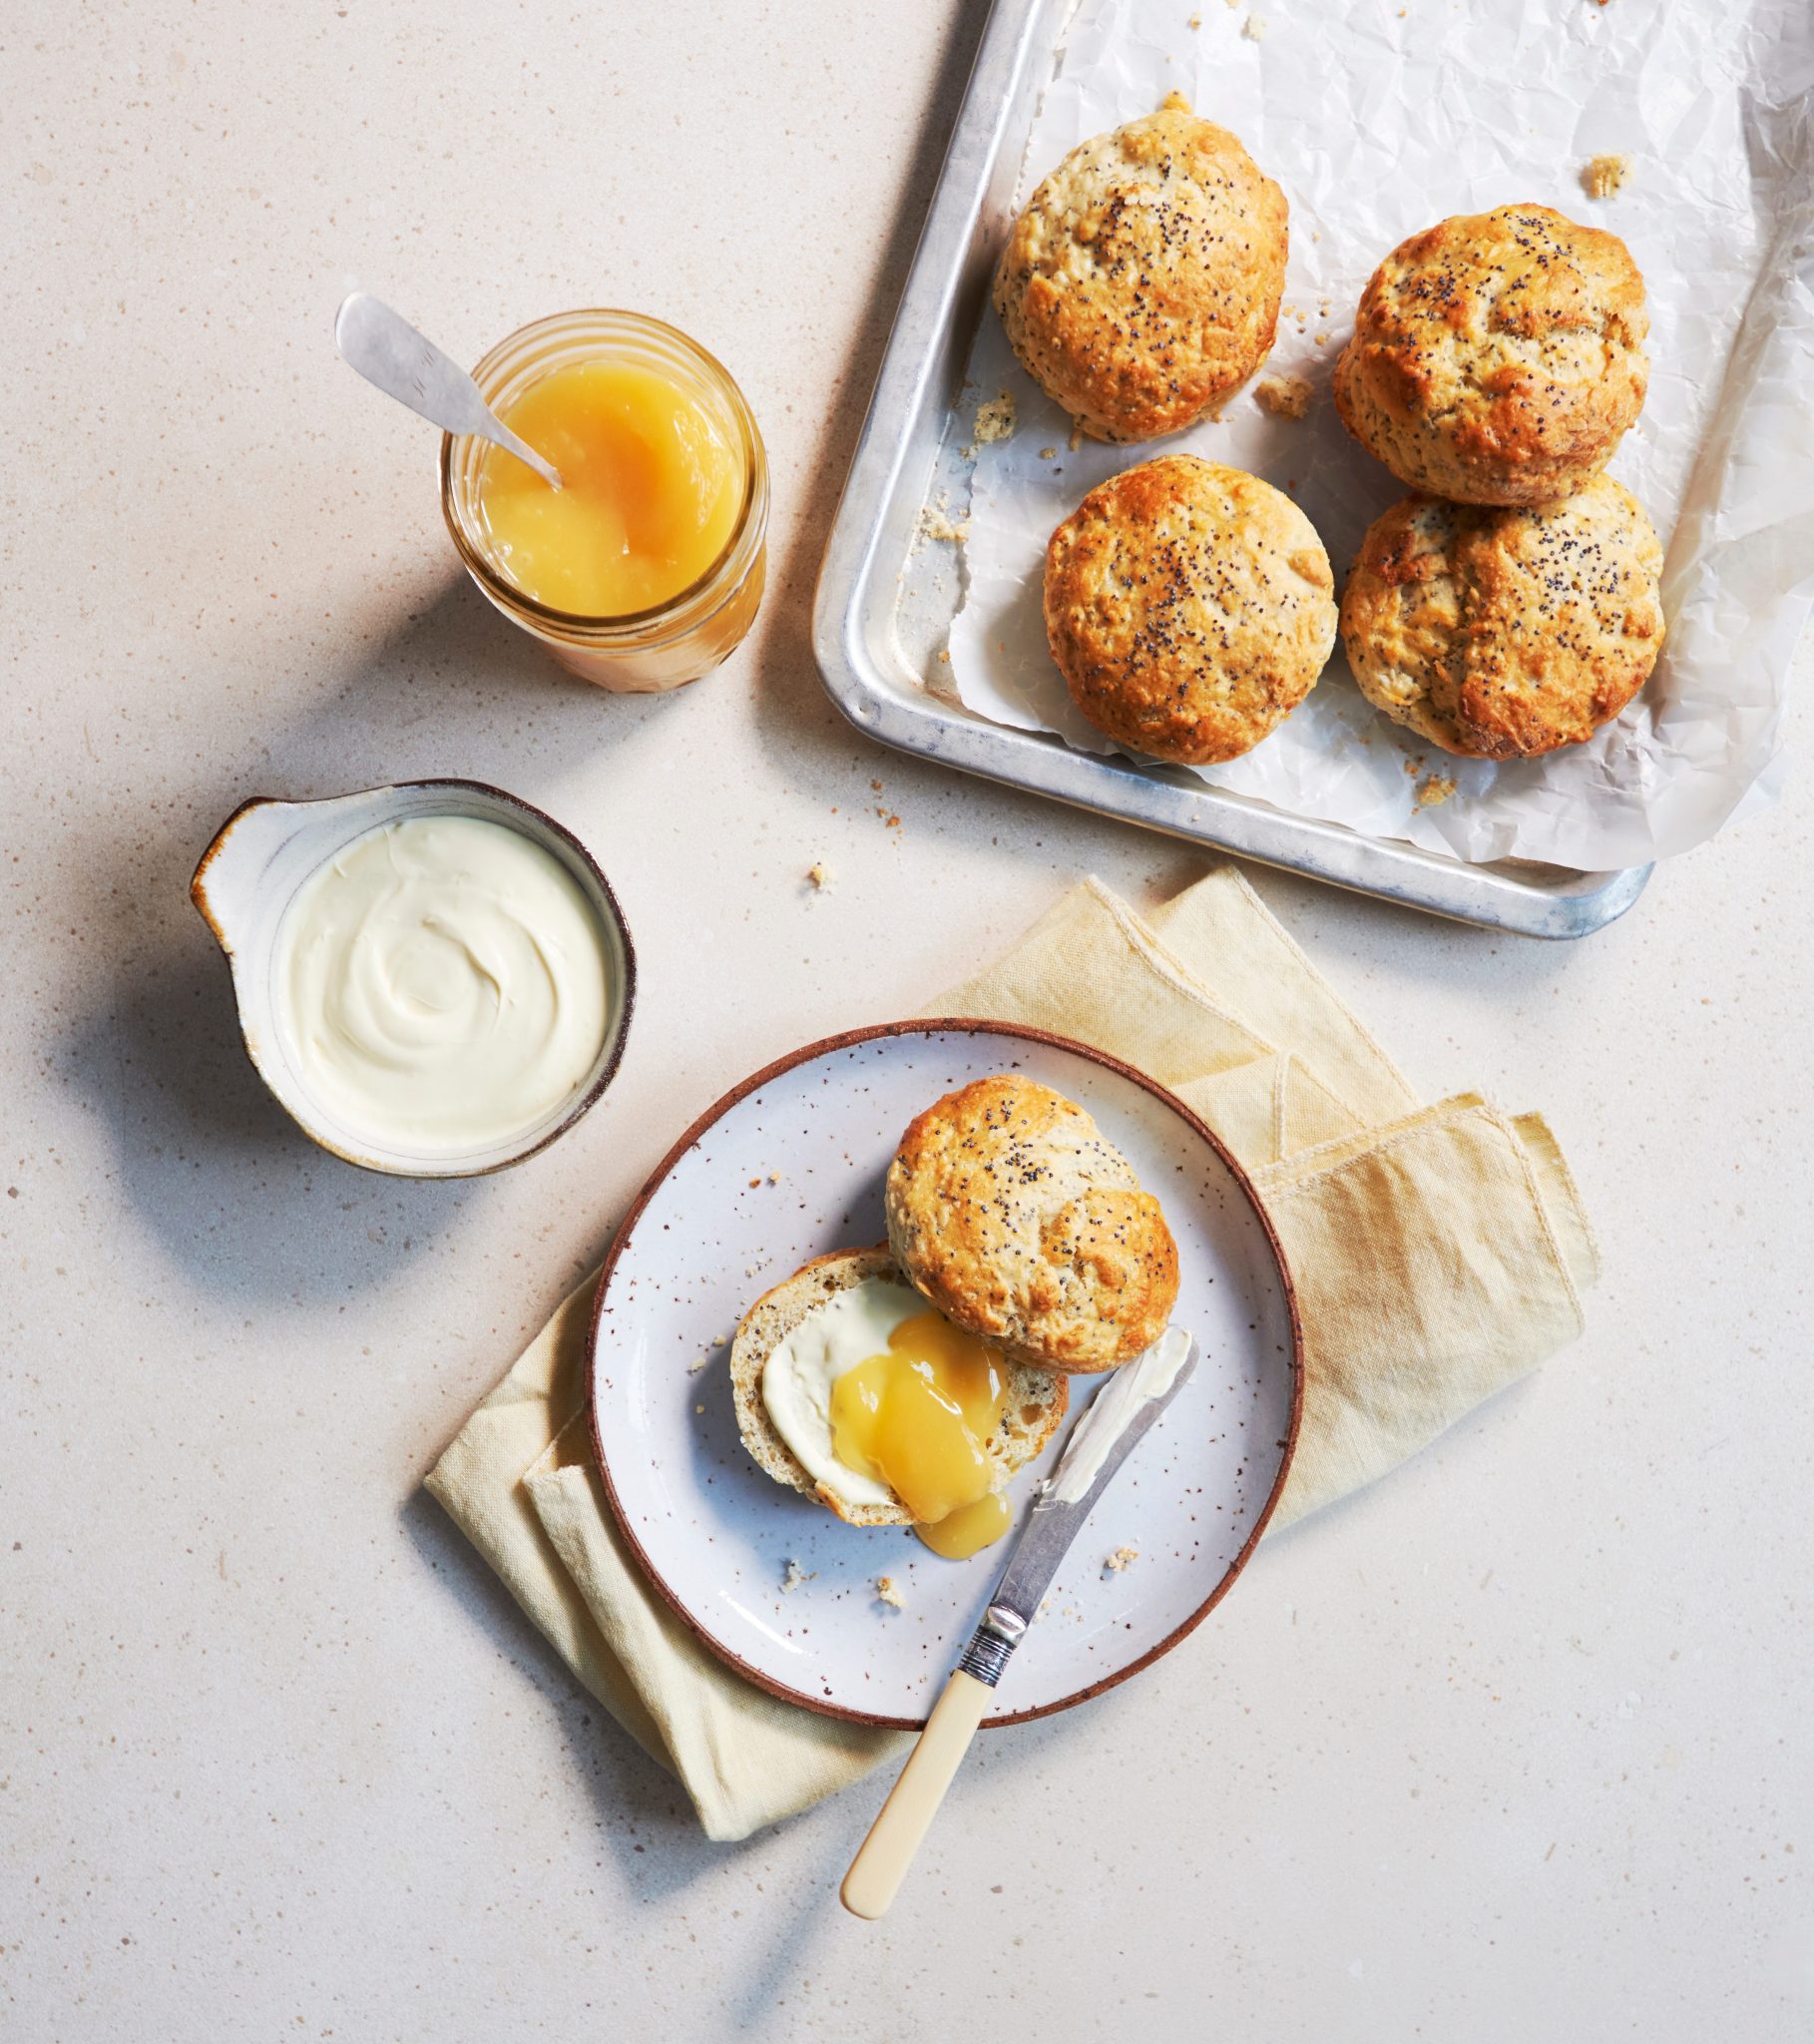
left=953, top=1331, right=1198, bottom=1689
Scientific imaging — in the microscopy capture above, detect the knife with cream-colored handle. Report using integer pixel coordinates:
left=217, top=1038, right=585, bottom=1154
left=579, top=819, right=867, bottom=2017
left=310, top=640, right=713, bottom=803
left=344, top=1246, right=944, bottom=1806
left=840, top=1327, right=1197, bottom=1920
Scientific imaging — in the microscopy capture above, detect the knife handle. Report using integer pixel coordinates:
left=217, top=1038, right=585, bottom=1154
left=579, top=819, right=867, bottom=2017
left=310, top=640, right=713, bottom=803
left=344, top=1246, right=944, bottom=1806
left=840, top=1668, right=993, bottom=1920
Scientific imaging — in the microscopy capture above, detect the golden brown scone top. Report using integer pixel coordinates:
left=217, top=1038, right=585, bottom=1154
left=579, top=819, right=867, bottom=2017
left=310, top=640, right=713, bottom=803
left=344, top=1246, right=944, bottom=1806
left=1333, top=204, right=1648, bottom=506
left=1044, top=454, right=1336, bottom=766
left=993, top=97, right=1288, bottom=443
left=884, top=1075, right=1179, bottom=1374
left=1338, top=476, right=1665, bottom=761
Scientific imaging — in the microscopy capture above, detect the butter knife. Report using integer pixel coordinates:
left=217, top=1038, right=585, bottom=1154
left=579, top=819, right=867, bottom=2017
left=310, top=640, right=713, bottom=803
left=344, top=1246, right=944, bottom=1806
left=840, top=1328, right=1197, bottom=1919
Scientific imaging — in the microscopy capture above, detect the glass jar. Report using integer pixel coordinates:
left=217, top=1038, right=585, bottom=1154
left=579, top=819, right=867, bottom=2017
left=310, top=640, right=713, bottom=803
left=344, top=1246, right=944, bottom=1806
left=441, top=308, right=767, bottom=693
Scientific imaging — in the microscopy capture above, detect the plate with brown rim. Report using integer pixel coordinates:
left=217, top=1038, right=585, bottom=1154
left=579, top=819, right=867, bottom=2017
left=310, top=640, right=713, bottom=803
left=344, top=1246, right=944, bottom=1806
left=586, top=1020, right=1300, bottom=1729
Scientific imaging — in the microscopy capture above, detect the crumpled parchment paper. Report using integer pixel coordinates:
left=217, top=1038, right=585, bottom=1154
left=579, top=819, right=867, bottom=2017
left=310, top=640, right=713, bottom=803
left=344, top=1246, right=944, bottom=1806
left=946, top=0, right=1814, bottom=868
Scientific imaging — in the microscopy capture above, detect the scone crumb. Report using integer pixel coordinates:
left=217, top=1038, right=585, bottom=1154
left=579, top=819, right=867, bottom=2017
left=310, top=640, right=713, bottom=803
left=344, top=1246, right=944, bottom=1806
left=1582, top=153, right=1631, bottom=200
left=688, top=1353, right=710, bottom=1374
left=1241, top=13, right=1265, bottom=39
left=694, top=1403, right=705, bottom=1415
left=781, top=1558, right=815, bottom=1593
left=936, top=648, right=951, bottom=663
left=768, top=1170, right=783, bottom=1184
left=919, top=505, right=969, bottom=544
left=1068, top=420, right=1085, bottom=451
left=1038, top=445, right=1058, bottom=460
left=1187, top=10, right=1202, bottom=25
left=1254, top=372, right=1313, bottom=419
left=1105, top=1546, right=1140, bottom=1574
left=876, top=1576, right=907, bottom=1612
left=972, top=392, right=1017, bottom=445
left=806, top=859, right=835, bottom=891
left=1416, top=774, right=1459, bottom=809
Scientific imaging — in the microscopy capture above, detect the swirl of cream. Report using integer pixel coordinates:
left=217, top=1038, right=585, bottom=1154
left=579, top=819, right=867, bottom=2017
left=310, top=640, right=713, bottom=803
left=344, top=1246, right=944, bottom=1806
left=278, top=816, right=610, bottom=1155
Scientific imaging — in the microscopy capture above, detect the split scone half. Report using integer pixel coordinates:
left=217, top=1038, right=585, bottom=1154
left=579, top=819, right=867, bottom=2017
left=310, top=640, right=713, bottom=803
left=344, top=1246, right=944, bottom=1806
left=730, top=1245, right=1069, bottom=1528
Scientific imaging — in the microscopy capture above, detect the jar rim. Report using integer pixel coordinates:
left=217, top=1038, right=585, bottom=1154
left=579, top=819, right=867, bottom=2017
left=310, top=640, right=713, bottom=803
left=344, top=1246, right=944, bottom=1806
left=439, top=307, right=764, bottom=640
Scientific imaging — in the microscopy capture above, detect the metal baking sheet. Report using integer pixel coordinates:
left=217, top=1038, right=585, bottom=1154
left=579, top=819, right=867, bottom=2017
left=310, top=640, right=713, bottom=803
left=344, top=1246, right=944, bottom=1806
left=810, top=0, right=1653, bottom=939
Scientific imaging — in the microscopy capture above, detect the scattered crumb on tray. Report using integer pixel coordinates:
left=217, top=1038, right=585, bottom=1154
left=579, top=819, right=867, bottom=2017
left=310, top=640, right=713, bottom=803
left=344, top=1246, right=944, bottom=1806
left=1242, top=13, right=1265, bottom=39
left=1582, top=153, right=1631, bottom=200
left=920, top=504, right=969, bottom=543
left=1105, top=1546, right=1140, bottom=1574
left=782, top=1558, right=815, bottom=1593
left=1068, top=420, right=1085, bottom=451
left=1038, top=445, right=1058, bottom=460
left=806, top=859, right=835, bottom=891
left=688, top=1353, right=711, bottom=1374
left=972, top=391, right=1017, bottom=446
left=876, top=1576, right=907, bottom=1611
left=1254, top=372, right=1313, bottom=419
left=1415, top=773, right=1459, bottom=809
left=768, top=1170, right=783, bottom=1184
left=694, top=1403, right=705, bottom=1415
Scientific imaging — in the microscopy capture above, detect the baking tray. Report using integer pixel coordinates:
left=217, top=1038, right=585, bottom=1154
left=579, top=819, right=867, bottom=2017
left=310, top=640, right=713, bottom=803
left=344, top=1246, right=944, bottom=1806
left=810, top=0, right=1653, bottom=939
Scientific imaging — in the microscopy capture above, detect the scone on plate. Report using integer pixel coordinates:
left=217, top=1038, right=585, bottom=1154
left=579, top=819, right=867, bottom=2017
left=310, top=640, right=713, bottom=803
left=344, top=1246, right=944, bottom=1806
left=1338, top=477, right=1666, bottom=760
left=885, top=1075, right=1179, bottom=1374
left=993, top=95, right=1288, bottom=443
left=731, top=1245, right=1067, bottom=1530
left=1044, top=455, right=1337, bottom=765
left=1333, top=204, right=1648, bottom=507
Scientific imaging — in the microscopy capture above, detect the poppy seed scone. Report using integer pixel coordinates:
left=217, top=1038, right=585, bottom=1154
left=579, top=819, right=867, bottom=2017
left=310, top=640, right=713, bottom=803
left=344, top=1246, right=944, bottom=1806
left=993, top=96, right=1288, bottom=443
left=1333, top=205, right=1648, bottom=506
left=1044, top=455, right=1337, bottom=765
left=884, top=1076, right=1179, bottom=1375
left=1338, top=478, right=1665, bottom=760
left=729, top=1246, right=1069, bottom=1528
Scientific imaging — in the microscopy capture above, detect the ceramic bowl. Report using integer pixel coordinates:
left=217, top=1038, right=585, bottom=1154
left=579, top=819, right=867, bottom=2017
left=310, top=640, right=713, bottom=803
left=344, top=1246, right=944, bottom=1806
left=190, top=778, right=636, bottom=1177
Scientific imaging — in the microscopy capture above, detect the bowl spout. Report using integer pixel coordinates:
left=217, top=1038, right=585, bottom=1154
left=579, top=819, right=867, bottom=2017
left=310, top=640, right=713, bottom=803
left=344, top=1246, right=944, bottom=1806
left=189, top=795, right=302, bottom=958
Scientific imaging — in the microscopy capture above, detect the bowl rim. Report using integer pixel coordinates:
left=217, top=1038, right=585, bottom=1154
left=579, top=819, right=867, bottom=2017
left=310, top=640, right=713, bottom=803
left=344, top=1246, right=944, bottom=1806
left=190, top=775, right=638, bottom=1179
left=584, top=1015, right=1304, bottom=1731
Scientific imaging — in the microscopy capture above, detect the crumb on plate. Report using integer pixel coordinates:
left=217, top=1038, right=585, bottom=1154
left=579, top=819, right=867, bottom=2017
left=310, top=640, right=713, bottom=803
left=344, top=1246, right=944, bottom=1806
left=1254, top=372, right=1313, bottom=419
left=806, top=859, right=835, bottom=891
left=1105, top=1546, right=1140, bottom=1574
left=782, top=1558, right=815, bottom=1593
left=876, top=1576, right=907, bottom=1611
left=1242, top=13, right=1264, bottom=38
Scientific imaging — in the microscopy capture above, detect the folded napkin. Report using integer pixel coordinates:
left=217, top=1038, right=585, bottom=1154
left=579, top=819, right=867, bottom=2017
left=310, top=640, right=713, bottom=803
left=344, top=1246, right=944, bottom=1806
left=427, top=867, right=1596, bottom=1840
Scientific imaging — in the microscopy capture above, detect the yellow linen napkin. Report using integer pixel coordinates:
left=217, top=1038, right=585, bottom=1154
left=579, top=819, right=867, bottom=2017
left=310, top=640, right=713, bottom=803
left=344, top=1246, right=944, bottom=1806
left=426, top=867, right=1597, bottom=1840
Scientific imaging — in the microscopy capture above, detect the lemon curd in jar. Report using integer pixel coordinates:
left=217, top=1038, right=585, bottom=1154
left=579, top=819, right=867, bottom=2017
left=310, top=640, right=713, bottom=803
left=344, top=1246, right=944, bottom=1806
left=474, top=361, right=742, bottom=618
left=442, top=309, right=767, bottom=693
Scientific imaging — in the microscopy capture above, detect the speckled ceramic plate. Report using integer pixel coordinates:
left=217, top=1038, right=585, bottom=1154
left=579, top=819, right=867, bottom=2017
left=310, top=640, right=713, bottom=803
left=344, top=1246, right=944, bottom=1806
left=586, top=1021, right=1301, bottom=1729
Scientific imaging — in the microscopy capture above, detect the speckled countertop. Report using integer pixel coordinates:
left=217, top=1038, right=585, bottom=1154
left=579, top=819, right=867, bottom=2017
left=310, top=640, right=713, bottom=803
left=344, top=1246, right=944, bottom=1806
left=4, top=4, right=1810, bottom=2038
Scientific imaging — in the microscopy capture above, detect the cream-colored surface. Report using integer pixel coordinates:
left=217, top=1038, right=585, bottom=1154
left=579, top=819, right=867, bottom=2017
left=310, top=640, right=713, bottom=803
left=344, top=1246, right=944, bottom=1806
left=277, top=814, right=612, bottom=1154
left=427, top=864, right=1598, bottom=1835
left=5, top=4, right=1810, bottom=2038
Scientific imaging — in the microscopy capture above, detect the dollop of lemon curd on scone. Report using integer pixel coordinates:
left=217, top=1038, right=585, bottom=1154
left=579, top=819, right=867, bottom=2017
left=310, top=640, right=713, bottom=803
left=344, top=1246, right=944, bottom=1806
left=759, top=1277, right=1019, bottom=1558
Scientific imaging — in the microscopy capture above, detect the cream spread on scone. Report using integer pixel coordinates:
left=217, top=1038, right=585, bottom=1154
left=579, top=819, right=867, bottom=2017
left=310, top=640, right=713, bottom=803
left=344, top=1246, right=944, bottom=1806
left=761, top=1278, right=924, bottom=1510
